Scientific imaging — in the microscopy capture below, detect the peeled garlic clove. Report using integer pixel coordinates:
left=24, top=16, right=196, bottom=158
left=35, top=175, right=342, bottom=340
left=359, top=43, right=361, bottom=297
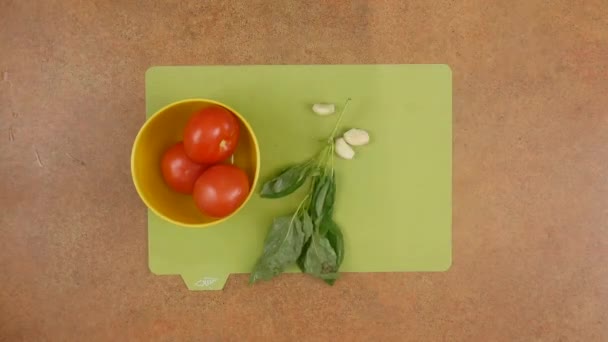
left=312, top=103, right=335, bottom=116
left=343, top=128, right=370, bottom=146
left=335, top=137, right=355, bottom=160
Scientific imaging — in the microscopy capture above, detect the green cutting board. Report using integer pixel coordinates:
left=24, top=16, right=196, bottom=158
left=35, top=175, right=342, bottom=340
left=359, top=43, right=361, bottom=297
left=145, top=65, right=452, bottom=290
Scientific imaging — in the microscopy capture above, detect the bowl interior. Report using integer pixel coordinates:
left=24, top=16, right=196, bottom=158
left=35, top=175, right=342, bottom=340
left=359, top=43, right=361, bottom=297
left=132, top=100, right=259, bottom=227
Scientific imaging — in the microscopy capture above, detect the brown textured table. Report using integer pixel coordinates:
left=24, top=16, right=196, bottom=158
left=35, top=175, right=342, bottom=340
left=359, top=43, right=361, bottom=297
left=1, top=1, right=607, bottom=341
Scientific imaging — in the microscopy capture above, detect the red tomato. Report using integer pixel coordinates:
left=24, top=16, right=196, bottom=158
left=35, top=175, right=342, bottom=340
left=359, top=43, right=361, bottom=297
left=193, top=164, right=250, bottom=218
left=183, top=106, right=240, bottom=164
left=160, top=142, right=208, bottom=194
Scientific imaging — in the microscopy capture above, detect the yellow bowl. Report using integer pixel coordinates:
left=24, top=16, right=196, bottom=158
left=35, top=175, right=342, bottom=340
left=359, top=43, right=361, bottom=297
left=131, top=99, right=260, bottom=228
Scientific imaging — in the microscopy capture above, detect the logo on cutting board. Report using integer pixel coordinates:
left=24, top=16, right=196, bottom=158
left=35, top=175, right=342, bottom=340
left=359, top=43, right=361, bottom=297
left=195, top=277, right=218, bottom=287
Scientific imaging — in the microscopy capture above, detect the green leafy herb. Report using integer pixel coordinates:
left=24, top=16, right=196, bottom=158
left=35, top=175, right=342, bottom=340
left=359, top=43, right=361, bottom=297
left=325, top=218, right=344, bottom=267
left=310, top=173, right=336, bottom=227
left=299, top=232, right=338, bottom=280
left=250, top=202, right=309, bottom=283
left=318, top=219, right=344, bottom=285
left=251, top=98, right=352, bottom=285
left=301, top=211, right=314, bottom=241
left=260, top=162, right=313, bottom=198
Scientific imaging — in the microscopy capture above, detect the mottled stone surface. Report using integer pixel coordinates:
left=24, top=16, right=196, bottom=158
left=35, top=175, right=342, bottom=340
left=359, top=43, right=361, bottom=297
left=1, top=0, right=606, bottom=340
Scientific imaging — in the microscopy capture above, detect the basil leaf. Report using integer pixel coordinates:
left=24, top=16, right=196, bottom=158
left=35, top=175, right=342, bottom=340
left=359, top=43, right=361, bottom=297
left=296, top=212, right=314, bottom=273
left=300, top=233, right=338, bottom=282
left=250, top=215, right=306, bottom=283
left=296, top=238, right=310, bottom=273
left=308, top=175, right=324, bottom=223
left=309, top=173, right=336, bottom=227
left=318, top=216, right=331, bottom=236
left=260, top=163, right=312, bottom=198
left=301, top=211, right=314, bottom=241
left=314, top=180, right=330, bottom=220
left=324, top=219, right=344, bottom=267
left=323, top=174, right=336, bottom=217
left=294, top=218, right=303, bottom=240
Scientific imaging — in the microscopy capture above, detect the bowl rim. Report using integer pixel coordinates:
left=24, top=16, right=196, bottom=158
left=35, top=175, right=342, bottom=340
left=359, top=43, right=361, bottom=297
left=131, top=98, right=261, bottom=228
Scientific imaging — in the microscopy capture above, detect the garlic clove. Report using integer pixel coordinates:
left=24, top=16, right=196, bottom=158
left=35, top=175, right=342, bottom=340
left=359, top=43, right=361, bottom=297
left=312, top=103, right=336, bottom=116
left=343, top=128, right=370, bottom=146
left=335, top=137, right=355, bottom=160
